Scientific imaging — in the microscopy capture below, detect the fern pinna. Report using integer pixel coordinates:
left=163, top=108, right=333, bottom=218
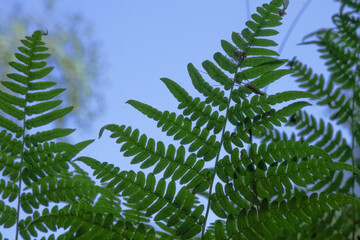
left=0, top=31, right=120, bottom=240
left=76, top=0, right=359, bottom=239
left=267, top=0, right=360, bottom=238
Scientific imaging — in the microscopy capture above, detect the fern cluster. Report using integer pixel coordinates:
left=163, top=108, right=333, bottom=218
left=0, top=30, right=119, bottom=240
left=0, top=0, right=359, bottom=239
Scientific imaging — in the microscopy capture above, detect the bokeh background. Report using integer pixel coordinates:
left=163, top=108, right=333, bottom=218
left=1, top=0, right=341, bottom=238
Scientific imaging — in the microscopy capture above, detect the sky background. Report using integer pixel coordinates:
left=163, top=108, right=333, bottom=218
left=2, top=0, right=342, bottom=238
left=61, top=0, right=339, bottom=171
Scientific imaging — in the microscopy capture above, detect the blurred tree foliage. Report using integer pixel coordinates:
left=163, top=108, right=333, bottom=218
left=0, top=0, right=103, bottom=129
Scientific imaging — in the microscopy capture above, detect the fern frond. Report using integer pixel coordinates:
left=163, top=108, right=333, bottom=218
left=126, top=100, right=221, bottom=160
left=20, top=144, right=73, bottom=186
left=287, top=208, right=358, bottom=239
left=121, top=202, right=150, bottom=224
left=0, top=131, right=22, bottom=156
left=212, top=193, right=360, bottom=240
left=228, top=91, right=315, bottom=128
left=96, top=125, right=212, bottom=192
left=232, top=101, right=312, bottom=146
left=264, top=110, right=353, bottom=162
left=290, top=59, right=353, bottom=123
left=0, top=30, right=103, bottom=239
left=128, top=97, right=225, bottom=136
left=0, top=179, right=18, bottom=203
left=333, top=1, right=360, bottom=48
left=85, top=0, right=360, bottom=238
left=302, top=30, right=357, bottom=88
left=74, top=156, right=205, bottom=238
left=159, top=78, right=227, bottom=134
left=213, top=154, right=341, bottom=216
left=25, top=128, right=75, bottom=145
left=187, top=63, right=229, bottom=111
left=19, top=204, right=156, bottom=240
left=290, top=111, right=352, bottom=161
left=0, top=151, right=20, bottom=181
left=0, top=200, right=17, bottom=229
left=187, top=0, right=285, bottom=107
left=260, top=109, right=356, bottom=193
left=19, top=176, right=117, bottom=214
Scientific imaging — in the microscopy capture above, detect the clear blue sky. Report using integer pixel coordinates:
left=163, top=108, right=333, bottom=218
left=2, top=0, right=340, bottom=238
left=59, top=0, right=338, bottom=170
left=44, top=0, right=339, bottom=163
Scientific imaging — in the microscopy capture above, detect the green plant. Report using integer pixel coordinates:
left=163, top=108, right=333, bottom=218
left=0, top=30, right=118, bottom=240
left=0, top=0, right=102, bottom=128
left=0, top=0, right=359, bottom=239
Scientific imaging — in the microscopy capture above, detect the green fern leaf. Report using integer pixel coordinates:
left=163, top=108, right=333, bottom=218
left=0, top=200, right=17, bottom=228
left=28, top=81, right=57, bottom=91
left=6, top=73, right=27, bottom=85
left=0, top=98, right=25, bottom=120
left=0, top=115, right=23, bottom=135
left=247, top=47, right=279, bottom=56
left=26, top=128, right=75, bottom=144
left=249, top=69, right=293, bottom=89
left=202, top=61, right=233, bottom=90
left=161, top=78, right=193, bottom=107
left=0, top=90, right=25, bottom=107
left=266, top=91, right=318, bottom=105
left=236, top=59, right=286, bottom=81
left=8, top=62, right=29, bottom=75
left=187, top=63, right=229, bottom=110
left=277, top=101, right=312, bottom=116
left=25, top=107, right=73, bottom=129
left=334, top=162, right=360, bottom=175
left=27, top=89, right=66, bottom=102
left=0, top=179, right=18, bottom=202
left=28, top=67, right=54, bottom=81
left=213, top=52, right=237, bottom=74
left=75, top=159, right=204, bottom=238
left=242, top=56, right=280, bottom=67
left=25, top=100, right=62, bottom=116
left=1, top=81, right=27, bottom=95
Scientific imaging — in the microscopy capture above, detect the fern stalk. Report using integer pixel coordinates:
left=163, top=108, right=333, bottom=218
left=201, top=82, right=236, bottom=239
left=351, top=40, right=360, bottom=240
left=14, top=37, right=34, bottom=240
left=245, top=0, right=251, bottom=21
left=15, top=116, right=27, bottom=240
left=278, top=0, right=312, bottom=54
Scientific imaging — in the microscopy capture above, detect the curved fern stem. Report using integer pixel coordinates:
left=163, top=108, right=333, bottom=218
left=15, top=125, right=26, bottom=240
left=278, top=0, right=312, bottom=54
left=351, top=39, right=360, bottom=240
left=201, top=83, right=236, bottom=239
left=263, top=0, right=312, bottom=95
left=14, top=51, right=30, bottom=240
left=245, top=0, right=251, bottom=21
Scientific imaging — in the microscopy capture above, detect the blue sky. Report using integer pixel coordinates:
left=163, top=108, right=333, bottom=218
left=61, top=0, right=339, bottom=169
left=2, top=0, right=341, bottom=238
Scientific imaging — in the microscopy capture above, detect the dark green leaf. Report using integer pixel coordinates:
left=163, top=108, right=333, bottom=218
left=25, top=107, right=73, bottom=129
left=1, top=81, right=27, bottom=95
left=26, top=100, right=62, bottom=115
left=29, top=67, right=54, bottom=81
left=250, top=69, right=292, bottom=88
left=27, top=89, right=65, bottom=102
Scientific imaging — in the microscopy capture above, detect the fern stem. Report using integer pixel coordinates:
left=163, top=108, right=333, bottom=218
left=15, top=45, right=33, bottom=240
left=245, top=0, right=250, bottom=21
left=350, top=39, right=360, bottom=240
left=278, top=0, right=312, bottom=55
left=201, top=84, right=236, bottom=239
left=15, top=115, right=27, bottom=240
left=263, top=0, right=312, bottom=95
